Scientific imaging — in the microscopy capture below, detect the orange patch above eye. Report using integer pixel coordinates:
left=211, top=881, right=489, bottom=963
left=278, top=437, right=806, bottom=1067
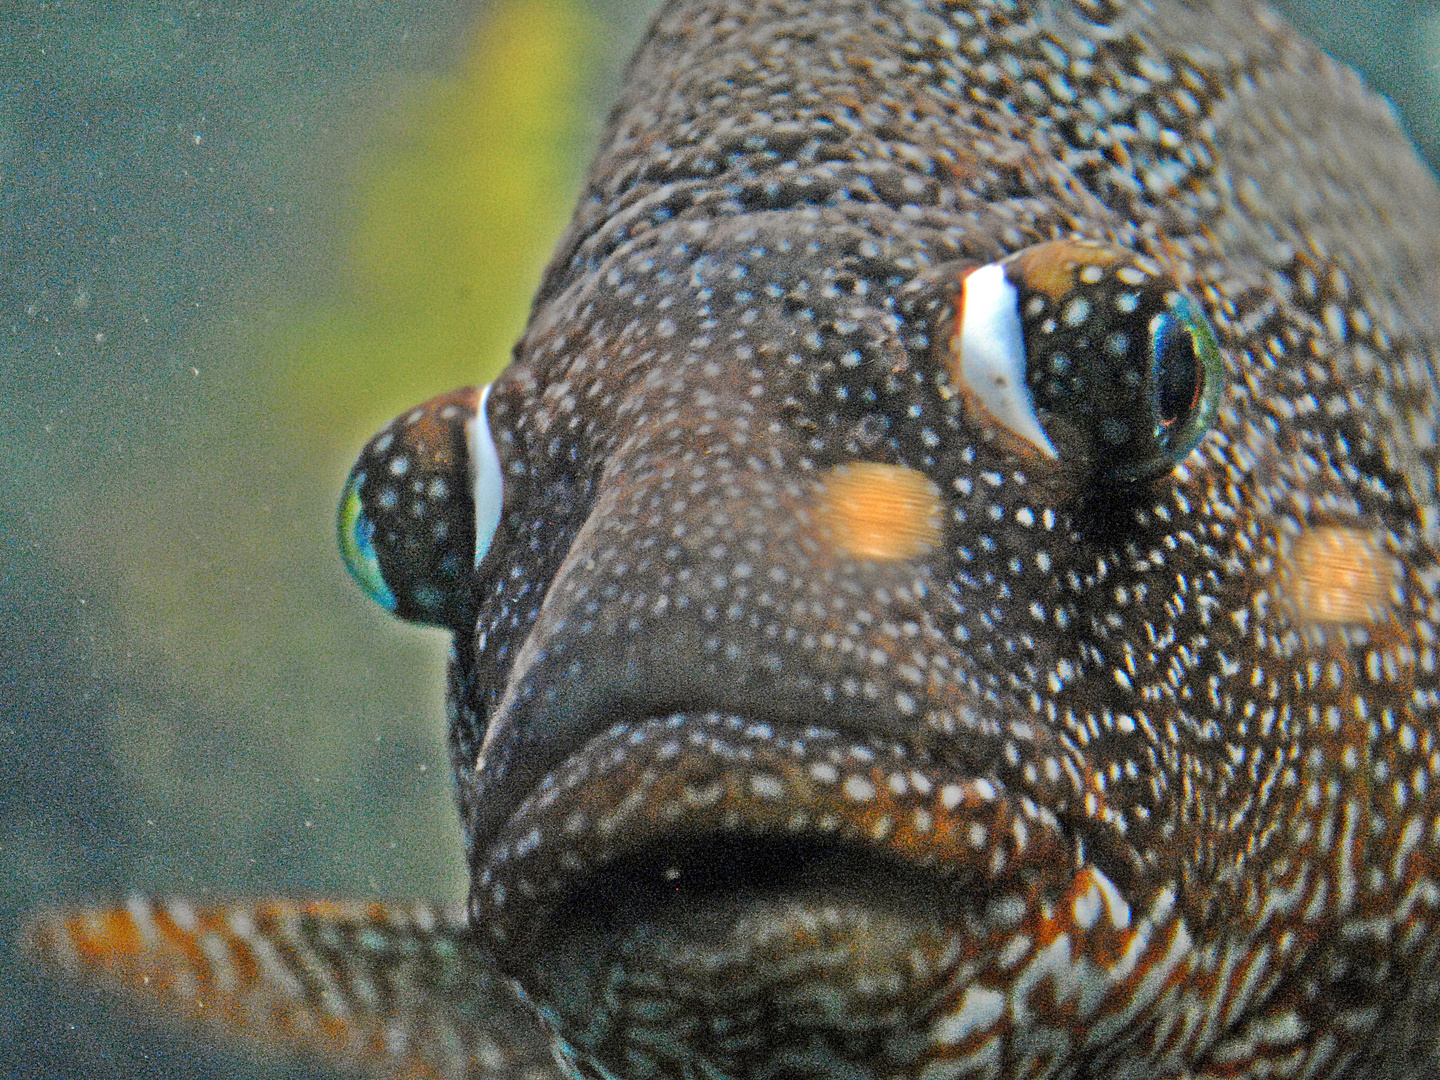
left=1007, top=238, right=1124, bottom=301
left=816, top=463, right=943, bottom=561
left=1286, top=526, right=1397, bottom=625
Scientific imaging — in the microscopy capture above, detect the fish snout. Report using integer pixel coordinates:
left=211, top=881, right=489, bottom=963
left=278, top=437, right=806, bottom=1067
left=460, top=416, right=1004, bottom=849
left=442, top=227, right=1225, bottom=1074
left=460, top=428, right=1153, bottom=1080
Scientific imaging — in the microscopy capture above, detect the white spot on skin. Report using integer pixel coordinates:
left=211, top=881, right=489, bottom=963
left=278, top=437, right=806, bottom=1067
left=167, top=899, right=198, bottom=932
left=1063, top=296, right=1090, bottom=326
left=126, top=895, right=159, bottom=947
left=996, top=934, right=1032, bottom=969
left=930, top=984, right=1006, bottom=1045
left=749, top=774, right=787, bottom=799
left=682, top=782, right=724, bottom=808
left=843, top=775, right=876, bottom=801
left=1073, top=881, right=1103, bottom=929
left=1091, top=865, right=1132, bottom=929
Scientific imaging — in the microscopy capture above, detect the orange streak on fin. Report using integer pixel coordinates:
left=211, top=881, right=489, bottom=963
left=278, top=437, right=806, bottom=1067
left=22, top=897, right=561, bottom=1080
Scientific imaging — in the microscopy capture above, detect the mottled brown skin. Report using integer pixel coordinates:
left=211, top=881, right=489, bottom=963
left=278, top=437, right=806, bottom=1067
left=25, top=3, right=1440, bottom=1079
left=459, top=1, right=1440, bottom=1078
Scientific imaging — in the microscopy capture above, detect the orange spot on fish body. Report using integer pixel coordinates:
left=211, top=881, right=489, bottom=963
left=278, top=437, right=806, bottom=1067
left=1285, top=526, right=1397, bottom=625
left=1006, top=238, right=1124, bottom=302
left=816, top=462, right=943, bottom=561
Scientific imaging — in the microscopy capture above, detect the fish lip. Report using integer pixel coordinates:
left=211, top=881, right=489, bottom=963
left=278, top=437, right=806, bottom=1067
left=470, top=710, right=1083, bottom=957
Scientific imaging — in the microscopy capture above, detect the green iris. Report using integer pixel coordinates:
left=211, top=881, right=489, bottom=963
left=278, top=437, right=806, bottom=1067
left=1148, top=292, right=1222, bottom=468
left=337, top=471, right=398, bottom=613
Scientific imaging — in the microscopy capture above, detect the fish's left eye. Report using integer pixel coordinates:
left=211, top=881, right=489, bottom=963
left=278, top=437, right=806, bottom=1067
left=944, top=238, right=1222, bottom=483
left=338, top=384, right=503, bottom=627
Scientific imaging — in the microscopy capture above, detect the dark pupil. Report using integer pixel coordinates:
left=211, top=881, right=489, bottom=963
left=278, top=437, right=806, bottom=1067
left=1154, top=317, right=1201, bottom=432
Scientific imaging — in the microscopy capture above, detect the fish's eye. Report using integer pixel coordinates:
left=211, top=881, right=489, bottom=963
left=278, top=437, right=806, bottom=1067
left=338, top=384, right=504, bottom=627
left=1151, top=311, right=1199, bottom=431
left=338, top=469, right=398, bottom=612
left=944, top=238, right=1222, bottom=483
left=1149, top=293, right=1221, bottom=459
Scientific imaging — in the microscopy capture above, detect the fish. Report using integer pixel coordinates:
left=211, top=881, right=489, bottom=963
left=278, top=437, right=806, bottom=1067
left=24, top=0, right=1440, bottom=1078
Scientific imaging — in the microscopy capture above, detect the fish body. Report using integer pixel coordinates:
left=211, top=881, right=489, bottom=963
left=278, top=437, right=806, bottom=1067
left=26, top=1, right=1440, bottom=1079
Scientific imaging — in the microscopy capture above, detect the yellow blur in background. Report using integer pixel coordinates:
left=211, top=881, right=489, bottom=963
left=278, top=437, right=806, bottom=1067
left=290, top=0, right=592, bottom=424
left=97, top=0, right=599, bottom=899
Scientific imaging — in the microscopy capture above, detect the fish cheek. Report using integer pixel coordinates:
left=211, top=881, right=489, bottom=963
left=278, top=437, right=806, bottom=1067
left=447, top=378, right=605, bottom=832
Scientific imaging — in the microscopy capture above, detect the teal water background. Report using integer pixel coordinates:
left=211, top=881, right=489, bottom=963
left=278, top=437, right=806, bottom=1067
left=1, top=1, right=1437, bottom=1077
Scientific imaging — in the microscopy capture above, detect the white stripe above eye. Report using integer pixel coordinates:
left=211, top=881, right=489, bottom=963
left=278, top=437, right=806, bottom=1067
left=467, top=383, right=505, bottom=565
left=955, top=263, right=1059, bottom=460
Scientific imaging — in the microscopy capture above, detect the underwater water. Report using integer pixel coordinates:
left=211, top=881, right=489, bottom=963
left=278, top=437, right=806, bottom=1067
left=0, top=0, right=1436, bottom=1077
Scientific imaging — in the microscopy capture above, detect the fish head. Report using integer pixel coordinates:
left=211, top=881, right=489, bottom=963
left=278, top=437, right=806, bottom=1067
left=17, top=4, right=1440, bottom=1079
left=331, top=2, right=1440, bottom=1078
left=340, top=214, right=1418, bottom=1078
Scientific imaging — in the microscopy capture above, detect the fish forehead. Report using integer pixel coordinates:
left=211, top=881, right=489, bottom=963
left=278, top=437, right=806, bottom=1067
left=461, top=0, right=1440, bottom=871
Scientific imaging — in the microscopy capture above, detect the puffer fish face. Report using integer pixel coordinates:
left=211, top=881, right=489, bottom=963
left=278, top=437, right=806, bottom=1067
left=29, top=2, right=1440, bottom=1079
left=331, top=0, right=1440, bottom=1076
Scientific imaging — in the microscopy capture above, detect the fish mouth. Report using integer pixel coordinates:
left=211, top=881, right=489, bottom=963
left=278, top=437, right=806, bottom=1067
left=471, top=713, right=1139, bottom=1080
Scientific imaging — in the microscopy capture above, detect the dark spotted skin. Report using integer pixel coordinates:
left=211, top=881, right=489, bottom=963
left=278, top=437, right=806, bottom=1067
left=24, top=2, right=1440, bottom=1079
left=460, top=1, right=1440, bottom=1077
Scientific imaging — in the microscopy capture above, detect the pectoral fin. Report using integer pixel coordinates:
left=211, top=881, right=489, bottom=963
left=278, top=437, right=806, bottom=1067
left=23, top=897, right=559, bottom=1080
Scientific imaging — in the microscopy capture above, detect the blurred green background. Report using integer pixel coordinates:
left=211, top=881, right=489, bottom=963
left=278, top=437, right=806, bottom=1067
left=0, top=0, right=1437, bottom=1076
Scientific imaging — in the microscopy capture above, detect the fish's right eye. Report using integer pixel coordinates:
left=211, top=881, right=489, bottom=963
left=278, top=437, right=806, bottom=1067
left=338, top=384, right=503, bottom=627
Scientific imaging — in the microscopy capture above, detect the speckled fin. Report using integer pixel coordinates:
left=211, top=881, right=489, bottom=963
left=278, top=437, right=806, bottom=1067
left=21, top=896, right=561, bottom=1080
